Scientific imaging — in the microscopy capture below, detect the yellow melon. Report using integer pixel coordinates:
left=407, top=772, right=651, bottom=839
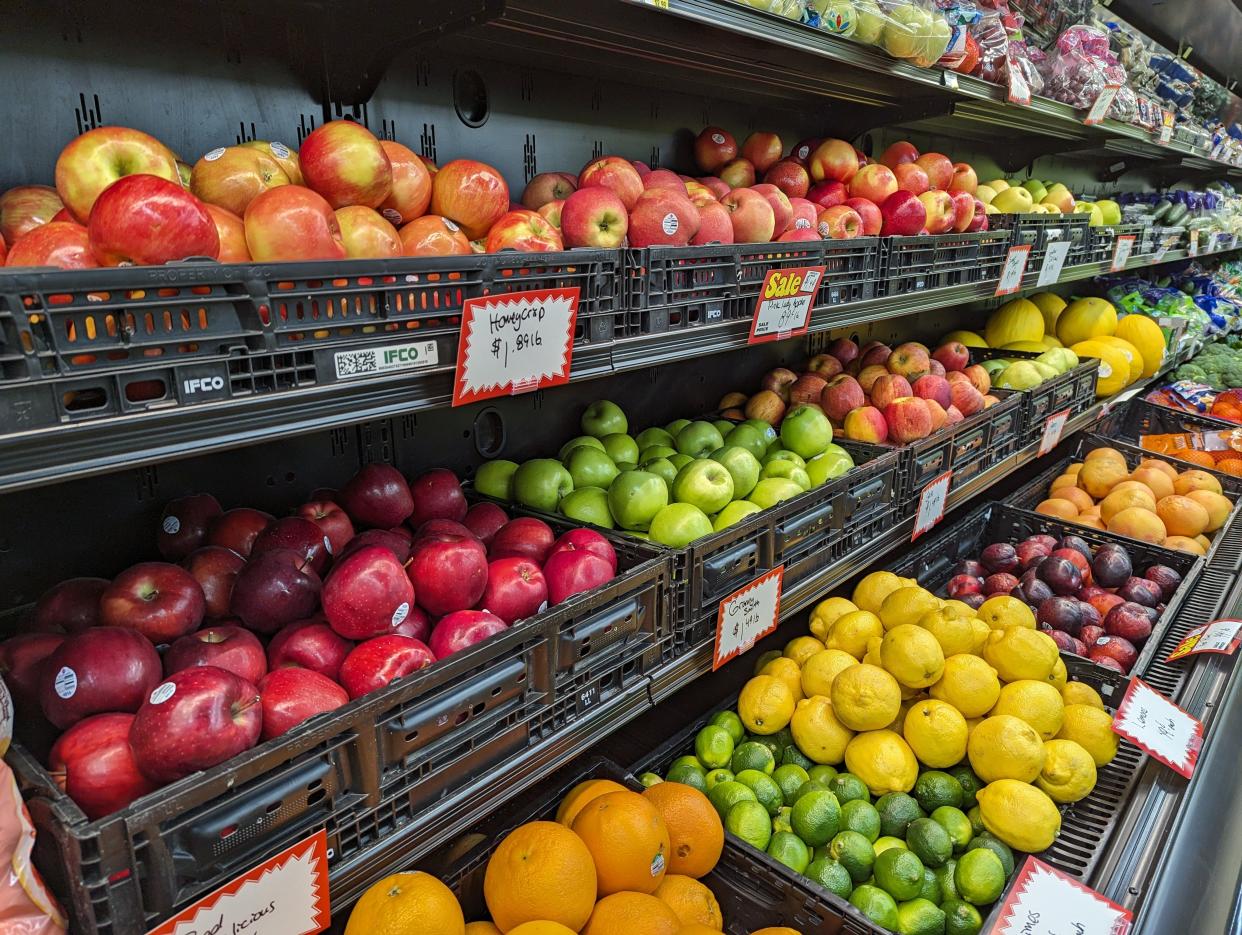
left=1057, top=297, right=1117, bottom=346
left=1113, top=315, right=1166, bottom=377
left=1094, top=336, right=1143, bottom=385
left=986, top=298, right=1044, bottom=347
left=1071, top=340, right=1130, bottom=396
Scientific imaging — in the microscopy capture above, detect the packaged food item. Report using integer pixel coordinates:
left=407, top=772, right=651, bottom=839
left=0, top=757, right=66, bottom=935
left=1140, top=427, right=1242, bottom=464
left=843, top=0, right=952, bottom=65
left=1042, top=24, right=1133, bottom=116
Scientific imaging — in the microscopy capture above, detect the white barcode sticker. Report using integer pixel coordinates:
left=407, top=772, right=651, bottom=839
left=334, top=340, right=439, bottom=380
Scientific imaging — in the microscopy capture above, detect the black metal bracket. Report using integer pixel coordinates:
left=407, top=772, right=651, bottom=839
left=991, top=137, right=1106, bottom=174
left=832, top=96, right=958, bottom=142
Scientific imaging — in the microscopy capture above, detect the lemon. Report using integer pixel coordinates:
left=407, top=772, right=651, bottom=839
left=1056, top=704, right=1118, bottom=766
left=844, top=730, right=919, bottom=796
left=903, top=700, right=969, bottom=768
left=968, top=619, right=991, bottom=655
left=885, top=694, right=925, bottom=733
left=1046, top=656, right=1068, bottom=689
left=810, top=596, right=859, bottom=641
left=990, top=680, right=1065, bottom=740
left=854, top=571, right=906, bottom=614
left=975, top=595, right=1036, bottom=630
left=919, top=610, right=976, bottom=657
left=880, top=587, right=943, bottom=632
left=964, top=717, right=983, bottom=738
left=831, top=663, right=902, bottom=731
left=976, top=779, right=1061, bottom=852
left=929, top=655, right=1001, bottom=718
left=863, top=636, right=885, bottom=667
left=825, top=610, right=884, bottom=660
left=967, top=715, right=1046, bottom=783
left=761, top=656, right=806, bottom=703
left=983, top=627, right=1059, bottom=682
left=753, top=649, right=783, bottom=675
left=1061, top=681, right=1105, bottom=710
left=785, top=635, right=826, bottom=667
left=881, top=625, right=946, bottom=689
left=1036, top=739, right=1097, bottom=803
left=801, top=649, right=860, bottom=698
left=941, top=600, right=977, bottom=619
left=790, top=696, right=854, bottom=765
left=738, top=675, right=796, bottom=735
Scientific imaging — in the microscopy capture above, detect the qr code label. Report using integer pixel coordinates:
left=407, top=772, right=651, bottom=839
left=334, top=340, right=439, bottom=379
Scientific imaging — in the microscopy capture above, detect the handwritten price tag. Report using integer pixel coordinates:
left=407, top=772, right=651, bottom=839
left=994, top=245, right=1031, bottom=296
left=146, top=831, right=330, bottom=935
left=750, top=266, right=825, bottom=343
left=1154, top=235, right=1177, bottom=263
left=1083, top=83, right=1121, bottom=125
left=1038, top=409, right=1070, bottom=456
left=1167, top=618, right=1242, bottom=661
left=452, top=288, right=579, bottom=406
left=1188, top=230, right=1199, bottom=257
left=1110, top=234, right=1136, bottom=271
left=912, top=471, right=952, bottom=541
left=1112, top=676, right=1203, bottom=779
left=992, top=856, right=1133, bottom=935
left=713, top=566, right=784, bottom=670
left=1036, top=240, right=1071, bottom=286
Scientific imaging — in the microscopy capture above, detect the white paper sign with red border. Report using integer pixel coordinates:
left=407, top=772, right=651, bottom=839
left=994, top=245, right=1031, bottom=296
left=1111, top=676, right=1203, bottom=779
left=991, top=856, right=1133, bottom=935
left=1038, top=409, right=1070, bottom=456
left=146, top=831, right=330, bottom=935
left=749, top=266, right=826, bottom=343
left=1110, top=235, right=1136, bottom=271
left=1166, top=618, right=1242, bottom=661
left=1083, top=84, right=1122, bottom=125
left=714, top=566, right=784, bottom=670
left=912, top=470, right=952, bottom=541
left=452, top=287, right=579, bottom=406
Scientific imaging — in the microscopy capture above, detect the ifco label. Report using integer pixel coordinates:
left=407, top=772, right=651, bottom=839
left=334, top=340, right=439, bottom=380
left=177, top=363, right=231, bottom=402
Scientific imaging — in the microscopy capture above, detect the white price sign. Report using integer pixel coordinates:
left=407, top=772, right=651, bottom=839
left=912, top=471, right=952, bottom=541
left=713, top=566, right=784, bottom=670
left=1036, top=240, right=1071, bottom=286
left=994, top=245, right=1031, bottom=296
left=991, top=856, right=1133, bottom=935
left=749, top=266, right=825, bottom=343
left=1083, top=83, right=1121, bottom=125
left=1112, top=677, right=1203, bottom=779
left=1158, top=123, right=1173, bottom=144
left=1154, top=236, right=1177, bottom=263
left=1189, top=230, right=1199, bottom=257
left=1110, top=234, right=1136, bottom=271
left=1038, top=409, right=1070, bottom=456
left=1167, top=618, right=1242, bottom=661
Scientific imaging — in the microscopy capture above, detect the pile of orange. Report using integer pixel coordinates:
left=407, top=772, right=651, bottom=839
left=1034, top=447, right=1233, bottom=555
left=345, top=777, right=792, bottom=935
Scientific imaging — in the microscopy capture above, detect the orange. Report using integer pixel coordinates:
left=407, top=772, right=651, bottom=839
left=1099, top=487, right=1155, bottom=522
left=1111, top=480, right=1155, bottom=498
left=750, top=929, right=803, bottom=935
left=345, top=872, right=465, bottom=935
left=1140, top=458, right=1178, bottom=479
left=1156, top=495, right=1210, bottom=537
left=1130, top=467, right=1174, bottom=499
left=1173, top=450, right=1216, bottom=469
left=1174, top=470, right=1223, bottom=496
left=557, top=779, right=628, bottom=826
left=572, top=791, right=671, bottom=896
left=1076, top=514, right=1106, bottom=530
left=1217, top=460, right=1242, bottom=477
left=484, top=821, right=597, bottom=932
left=1085, top=447, right=1126, bottom=465
left=1067, top=462, right=1084, bottom=475
left=1106, top=507, right=1166, bottom=544
left=679, top=926, right=725, bottom=935
left=465, top=925, right=502, bottom=935
left=654, top=875, right=723, bottom=929
left=508, top=924, right=579, bottom=935
left=1195, top=534, right=1212, bottom=550
left=1053, top=486, right=1095, bottom=512
left=1078, top=460, right=1128, bottom=498
left=642, top=782, right=724, bottom=878
left=1050, top=473, right=1080, bottom=492
left=583, top=892, right=681, bottom=935
left=1036, top=499, right=1078, bottom=520
left=1164, top=535, right=1206, bottom=556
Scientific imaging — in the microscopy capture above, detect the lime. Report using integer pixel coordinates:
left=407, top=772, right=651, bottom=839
left=877, top=792, right=926, bottom=838
left=942, top=898, right=983, bottom=935
left=709, top=709, right=746, bottom=744
left=773, top=805, right=794, bottom=834
left=967, top=806, right=984, bottom=836
left=933, top=859, right=959, bottom=903
left=930, top=806, right=974, bottom=853
left=666, top=762, right=707, bottom=791
left=708, top=780, right=756, bottom=820
left=638, top=772, right=663, bottom=787
left=732, top=740, right=777, bottom=775
left=841, top=799, right=882, bottom=842
left=907, top=817, right=954, bottom=869
left=829, top=773, right=870, bottom=805
left=954, top=848, right=1005, bottom=905
left=773, top=764, right=811, bottom=803
left=898, top=898, right=947, bottom=935
left=874, top=847, right=926, bottom=901
left=746, top=734, right=782, bottom=760
left=726, top=799, right=773, bottom=851
left=849, top=884, right=900, bottom=928
left=874, top=835, right=909, bottom=855
left=949, top=764, right=984, bottom=810
left=768, top=830, right=812, bottom=873
left=753, top=649, right=783, bottom=675
left=782, top=744, right=815, bottom=770
left=695, top=725, right=735, bottom=769
left=964, top=832, right=1016, bottom=878
left=791, top=789, right=842, bottom=847
left=704, top=768, right=735, bottom=792
left=769, top=726, right=796, bottom=753
left=806, top=857, right=854, bottom=899
left=827, top=830, right=875, bottom=883
left=736, top=769, right=784, bottom=817
left=914, top=770, right=964, bottom=812
left=917, top=867, right=941, bottom=904
left=808, top=764, right=840, bottom=784
left=797, top=779, right=831, bottom=799
left=670, top=754, right=703, bottom=772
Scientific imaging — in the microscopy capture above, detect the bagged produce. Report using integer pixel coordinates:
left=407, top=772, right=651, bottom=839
left=0, top=760, right=66, bottom=935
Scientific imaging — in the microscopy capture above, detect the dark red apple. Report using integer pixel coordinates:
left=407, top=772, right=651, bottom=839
left=1143, top=565, right=1182, bottom=602
left=546, top=529, right=618, bottom=572
left=33, top=577, right=109, bottom=634
left=338, top=528, right=413, bottom=563
left=230, top=549, right=322, bottom=634
left=827, top=338, right=859, bottom=368
left=1118, top=577, right=1161, bottom=609
left=257, top=668, right=349, bottom=740
left=946, top=574, right=983, bottom=598
left=337, top=463, right=414, bottom=529
left=252, top=516, right=332, bottom=576
left=1037, top=596, right=1083, bottom=636
left=478, top=558, right=548, bottom=624
left=1089, top=635, right=1137, bottom=672
left=1103, top=602, right=1153, bottom=642
left=0, top=633, right=64, bottom=712
left=488, top=518, right=556, bottom=564
left=413, top=518, right=476, bottom=541
left=1079, top=624, right=1105, bottom=646
left=39, top=628, right=162, bottom=729
left=392, top=605, right=432, bottom=642
left=296, top=500, right=355, bottom=557
left=428, top=610, right=508, bottom=659
left=406, top=468, right=468, bottom=528
left=100, top=562, right=206, bottom=643
left=1057, top=535, right=1094, bottom=563
left=48, top=713, right=156, bottom=819
left=407, top=535, right=488, bottom=616
left=163, top=624, right=267, bottom=683
left=267, top=617, right=353, bottom=681
left=321, top=545, right=415, bottom=640
left=206, top=508, right=274, bottom=557
left=544, top=549, right=614, bottom=605
left=1051, top=548, right=1092, bottom=586
left=463, top=502, right=509, bottom=545
left=980, top=543, right=1019, bottom=575
left=338, top=635, right=435, bottom=699
left=983, top=573, right=1018, bottom=596
left=182, top=546, right=246, bottom=619
left=157, top=493, right=223, bottom=560
left=1037, top=556, right=1082, bottom=596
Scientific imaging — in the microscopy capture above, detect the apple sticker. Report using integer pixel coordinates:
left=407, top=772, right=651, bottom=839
left=270, top=142, right=291, bottom=159
left=149, top=683, right=176, bottom=705
left=203, top=147, right=226, bottom=162
left=381, top=208, right=403, bottom=225
left=392, top=602, right=410, bottom=627
left=712, top=133, right=726, bottom=145
left=661, top=213, right=679, bottom=235
left=53, top=667, right=77, bottom=699
left=162, top=515, right=182, bottom=535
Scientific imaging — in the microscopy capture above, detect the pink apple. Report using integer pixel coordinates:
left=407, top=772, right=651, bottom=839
left=722, top=188, right=775, bottom=243
left=914, top=153, right=954, bottom=190
left=578, top=156, right=644, bottom=210
left=697, top=177, right=731, bottom=201
left=742, top=132, right=784, bottom=174
left=0, top=185, right=64, bottom=243
left=879, top=142, right=920, bottom=170
left=55, top=126, right=180, bottom=222
left=948, top=163, right=978, bottom=194
left=244, top=185, right=346, bottom=261
left=719, top=159, right=756, bottom=190
left=750, top=184, right=793, bottom=235
left=642, top=169, right=687, bottom=193
left=809, top=139, right=859, bottom=184
left=842, top=405, right=889, bottom=443
left=485, top=208, right=564, bottom=253
left=858, top=341, right=892, bottom=369
left=950, top=380, right=985, bottom=416
left=787, top=197, right=819, bottom=232
left=430, top=159, right=510, bottom=238
left=560, top=187, right=629, bottom=248
left=694, top=127, right=738, bottom=174
left=267, top=617, right=353, bottom=682
left=299, top=120, right=392, bottom=209
left=190, top=145, right=290, bottom=216
left=816, top=205, right=862, bottom=240
left=632, top=161, right=652, bottom=177
left=628, top=189, right=700, bottom=247
left=870, top=373, right=913, bottom=409
left=848, top=164, right=898, bottom=204
left=880, top=190, right=927, bottom=236
left=857, top=364, right=889, bottom=393
left=963, top=364, right=991, bottom=394
left=398, top=215, right=472, bottom=256
left=691, top=201, right=735, bottom=245
left=683, top=181, right=717, bottom=206
left=918, top=190, right=956, bottom=234
left=949, top=191, right=976, bottom=232
left=820, top=374, right=867, bottom=422
left=378, top=140, right=432, bottom=224
left=336, top=205, right=402, bottom=257
left=203, top=204, right=250, bottom=262
left=763, top=160, right=811, bottom=200
left=49, top=713, right=156, bottom=819
left=966, top=199, right=989, bottom=232
left=258, top=668, right=349, bottom=740
left=827, top=338, right=860, bottom=368
left=807, top=181, right=848, bottom=210
left=912, top=374, right=952, bottom=408
left=521, top=172, right=577, bottom=209
left=89, top=175, right=218, bottom=266
left=894, top=163, right=930, bottom=196
left=164, top=624, right=267, bottom=684
left=5, top=222, right=97, bottom=269
left=932, top=341, right=970, bottom=372
left=884, top=397, right=934, bottom=443
left=845, top=198, right=882, bottom=236
left=429, top=610, right=508, bottom=659
left=888, top=342, right=931, bottom=380
left=925, top=399, right=948, bottom=430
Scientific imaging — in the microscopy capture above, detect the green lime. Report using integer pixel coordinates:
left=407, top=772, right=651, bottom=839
left=670, top=754, right=703, bottom=772
left=964, top=832, right=1015, bottom=878
left=829, top=773, right=869, bottom=805
left=917, top=867, right=942, bottom=905
left=874, top=835, right=909, bottom=855
left=753, top=649, right=783, bottom=674
left=930, top=806, right=973, bottom=853
left=782, top=744, right=815, bottom=770
left=708, top=780, right=756, bottom=820
left=638, top=772, right=663, bottom=788
left=732, top=740, right=777, bottom=775
left=806, top=857, right=854, bottom=899
left=849, top=884, right=899, bottom=928
left=773, top=764, right=810, bottom=803
left=934, top=859, right=959, bottom=903
left=768, top=830, right=811, bottom=873
left=725, top=800, right=773, bottom=851
left=746, top=734, right=782, bottom=760
left=897, top=897, right=947, bottom=935
left=967, top=805, right=984, bottom=836
left=704, top=768, right=735, bottom=792
left=797, top=779, right=831, bottom=799
left=949, top=765, right=984, bottom=810
left=877, top=793, right=926, bottom=839
left=827, top=830, right=875, bottom=883
left=666, top=762, right=707, bottom=791
left=907, top=817, right=954, bottom=869
left=773, top=805, right=793, bottom=834
left=914, top=771, right=964, bottom=812
left=736, top=769, right=784, bottom=817
left=954, top=849, right=1005, bottom=905
left=791, top=790, right=842, bottom=847
left=695, top=725, right=735, bottom=769
left=709, top=709, right=746, bottom=744
left=942, top=899, right=983, bottom=935
left=841, top=799, right=882, bottom=843
left=769, top=726, right=796, bottom=754
left=874, top=847, right=926, bottom=901
left=808, top=764, right=839, bottom=784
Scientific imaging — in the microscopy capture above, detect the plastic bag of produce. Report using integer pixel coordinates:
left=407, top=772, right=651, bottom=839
left=969, top=4, right=1009, bottom=82
left=804, top=0, right=859, bottom=35
left=0, top=757, right=66, bottom=935
left=1042, top=24, right=1132, bottom=113
left=733, top=0, right=808, bottom=20
left=847, top=0, right=952, bottom=65
left=933, top=1, right=982, bottom=69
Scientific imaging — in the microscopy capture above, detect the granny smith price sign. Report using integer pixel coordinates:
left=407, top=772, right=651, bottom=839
left=749, top=266, right=826, bottom=343
left=714, top=566, right=784, bottom=670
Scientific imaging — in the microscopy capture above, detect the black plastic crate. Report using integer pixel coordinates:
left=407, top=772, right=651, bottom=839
left=969, top=346, right=1100, bottom=445
left=624, top=238, right=880, bottom=332
left=1098, top=396, right=1239, bottom=449
left=878, top=229, right=1012, bottom=296
left=986, top=213, right=1090, bottom=261
left=1083, top=222, right=1149, bottom=265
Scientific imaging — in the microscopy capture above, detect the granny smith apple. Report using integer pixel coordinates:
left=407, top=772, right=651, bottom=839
left=665, top=418, right=692, bottom=436
left=566, top=446, right=620, bottom=490
left=558, top=435, right=606, bottom=462
left=765, top=439, right=784, bottom=457
left=671, top=458, right=736, bottom=514
left=607, top=470, right=669, bottom=531
left=638, top=444, right=677, bottom=462
left=806, top=448, right=855, bottom=486
left=641, top=457, right=678, bottom=490
left=635, top=427, right=675, bottom=451
left=761, top=460, right=811, bottom=490
left=581, top=400, right=628, bottom=438
left=742, top=419, right=779, bottom=447
left=713, top=500, right=762, bottom=531
left=763, top=449, right=806, bottom=468
left=615, top=461, right=636, bottom=471
left=676, top=421, right=725, bottom=458
left=710, top=446, right=762, bottom=499
left=559, top=487, right=615, bottom=528
left=669, top=453, right=693, bottom=470
left=514, top=459, right=574, bottom=511
left=712, top=419, right=735, bottom=438
left=474, top=459, right=519, bottom=500
left=780, top=404, right=833, bottom=459
left=725, top=423, right=767, bottom=460
left=748, top=477, right=805, bottom=510
left=602, top=433, right=639, bottom=464
left=648, top=503, right=714, bottom=548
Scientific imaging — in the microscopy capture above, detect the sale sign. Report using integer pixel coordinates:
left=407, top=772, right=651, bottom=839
left=1111, top=677, right=1203, bottom=779
left=749, top=266, right=825, bottom=343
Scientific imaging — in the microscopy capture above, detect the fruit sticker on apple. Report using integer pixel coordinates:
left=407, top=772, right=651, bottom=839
left=713, top=565, right=784, bottom=671
left=452, top=287, right=580, bottom=406
left=748, top=266, right=826, bottom=344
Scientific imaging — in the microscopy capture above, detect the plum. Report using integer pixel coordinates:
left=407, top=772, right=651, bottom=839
left=1143, top=565, right=1183, bottom=602
left=1091, top=545, right=1132, bottom=588
left=1069, top=637, right=1089, bottom=656
left=1104, top=602, right=1153, bottom=642
left=1019, top=569, right=1054, bottom=605
left=951, top=560, right=986, bottom=579
left=980, top=543, right=1020, bottom=575
left=1051, top=548, right=1093, bottom=585
left=1078, top=600, right=1102, bottom=631
left=1038, top=596, right=1083, bottom=636
left=1029, top=534, right=1058, bottom=551
left=1080, top=624, right=1105, bottom=646
left=946, top=574, right=984, bottom=598
left=1118, top=577, right=1162, bottom=609
left=1077, top=585, right=1108, bottom=603
left=1057, top=535, right=1093, bottom=563
left=1088, top=592, right=1125, bottom=620
left=959, top=592, right=986, bottom=609
left=1048, top=629, right=1079, bottom=653
left=1038, top=556, right=1082, bottom=596
left=1015, top=540, right=1052, bottom=571
left=984, top=573, right=1019, bottom=596
left=1090, top=635, right=1137, bottom=672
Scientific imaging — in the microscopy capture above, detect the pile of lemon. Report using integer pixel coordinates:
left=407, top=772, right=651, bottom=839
left=740, top=571, right=1119, bottom=856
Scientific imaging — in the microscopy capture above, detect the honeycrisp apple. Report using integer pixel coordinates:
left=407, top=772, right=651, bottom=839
left=204, top=205, right=251, bottom=262
left=722, top=188, right=775, bottom=243
left=244, top=185, right=346, bottom=262
left=398, top=215, right=472, bottom=256
left=880, top=141, right=920, bottom=169
left=742, top=132, right=783, bottom=174
left=378, top=140, right=433, bottom=224
left=89, top=175, right=219, bottom=266
left=894, top=163, right=930, bottom=196
left=880, top=191, right=926, bottom=236
left=578, top=156, right=643, bottom=210
left=190, top=146, right=290, bottom=216
left=336, top=206, right=402, bottom=258
left=692, top=201, right=734, bottom=245
left=561, top=187, right=629, bottom=248
left=751, top=184, right=793, bottom=236
left=846, top=197, right=882, bottom=236
left=5, top=222, right=97, bottom=269
left=522, top=172, right=577, bottom=209
left=628, top=189, right=699, bottom=247
left=918, top=190, right=956, bottom=234
left=430, top=159, right=510, bottom=239
left=948, top=191, right=976, bottom=232
left=817, top=206, right=862, bottom=239
left=485, top=209, right=564, bottom=252
left=55, top=126, right=180, bottom=221
left=809, top=139, right=859, bottom=184
left=299, top=120, right=392, bottom=209
left=848, top=164, right=898, bottom=203
left=719, top=159, right=756, bottom=190
left=0, top=185, right=64, bottom=242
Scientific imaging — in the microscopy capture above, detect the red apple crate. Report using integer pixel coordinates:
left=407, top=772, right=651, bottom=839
left=877, top=228, right=1012, bottom=296
left=985, top=212, right=1090, bottom=261
left=967, top=346, right=1100, bottom=446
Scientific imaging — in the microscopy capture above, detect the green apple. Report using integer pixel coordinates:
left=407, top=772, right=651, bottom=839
left=513, top=459, right=574, bottom=511
left=980, top=359, right=1010, bottom=377
left=1036, top=348, right=1078, bottom=374
left=671, top=458, right=735, bottom=514
left=635, top=427, right=675, bottom=451
left=648, top=503, right=714, bottom=548
left=566, top=447, right=620, bottom=490
left=602, top=433, right=639, bottom=464
left=742, top=419, right=779, bottom=447
left=558, top=435, right=607, bottom=462
left=1095, top=199, right=1122, bottom=225
left=763, top=449, right=806, bottom=468
left=995, top=360, right=1044, bottom=390
left=765, top=438, right=784, bottom=458
left=710, top=446, right=762, bottom=499
left=713, top=500, right=762, bottom=531
left=748, top=477, right=805, bottom=510
left=712, top=419, right=735, bottom=438
left=581, top=400, right=628, bottom=438
left=1022, top=179, right=1048, bottom=203
left=639, top=444, right=677, bottom=462
left=807, top=448, right=855, bottom=486
left=641, top=456, right=678, bottom=490
left=607, top=470, right=669, bottom=531
left=676, top=421, right=725, bottom=458
left=725, top=424, right=767, bottom=460
left=615, top=461, right=636, bottom=472
left=761, top=460, right=811, bottom=490
left=474, top=460, right=519, bottom=500
left=559, top=487, right=615, bottom=528
left=669, top=453, right=693, bottom=471
left=665, top=418, right=692, bottom=436
left=853, top=0, right=886, bottom=44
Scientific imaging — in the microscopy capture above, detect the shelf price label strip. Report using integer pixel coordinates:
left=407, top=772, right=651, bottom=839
left=1111, top=676, right=1204, bottom=779
left=1166, top=618, right=1242, bottom=661
left=911, top=470, right=952, bottom=541
left=713, top=565, right=784, bottom=670
left=995, top=245, right=1031, bottom=296
left=991, top=856, right=1133, bottom=935
left=749, top=266, right=826, bottom=344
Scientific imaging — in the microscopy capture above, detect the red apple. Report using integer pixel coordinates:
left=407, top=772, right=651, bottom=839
left=338, top=635, right=435, bottom=699
left=544, top=549, right=614, bottom=604
left=848, top=164, right=898, bottom=204
left=100, top=562, right=205, bottom=643
left=879, top=142, right=920, bottom=170
left=430, top=159, right=509, bottom=238
left=40, top=628, right=162, bottom=729
left=204, top=204, right=250, bottom=262
left=827, top=338, right=860, bottom=368
left=966, top=198, right=989, bottom=232
left=949, top=380, right=985, bottom=416
left=820, top=374, right=867, bottom=422
left=207, top=508, right=274, bottom=557
left=963, top=364, right=991, bottom=394
left=633, top=162, right=652, bottom=178
left=857, top=364, right=888, bottom=393
left=243, top=185, right=346, bottom=261
left=870, top=373, right=913, bottom=409
left=267, top=617, right=353, bottom=682
left=745, top=390, right=786, bottom=426
left=948, top=163, right=977, bottom=194
left=932, top=342, right=970, bottom=372
left=339, top=463, right=414, bottom=529
left=0, top=633, right=64, bottom=712
left=694, top=127, right=738, bottom=174
left=807, top=181, right=848, bottom=210
left=485, top=208, right=564, bottom=253
left=1089, top=635, right=1137, bottom=673
left=894, top=163, right=930, bottom=196
left=489, top=518, right=556, bottom=564
left=884, top=397, right=934, bottom=443
left=407, top=534, right=488, bottom=616
left=478, top=557, right=548, bottom=624
left=742, top=132, right=784, bottom=174
left=721, top=188, right=775, bottom=243
left=948, top=191, right=976, bottom=233
left=560, top=187, right=629, bottom=248
left=230, top=549, right=321, bottom=635
left=378, top=140, right=432, bottom=225
left=845, top=197, right=882, bottom=236
left=299, top=120, right=392, bottom=209
left=182, top=546, right=246, bottom=619
left=691, top=201, right=734, bottom=245
left=816, top=205, right=862, bottom=240
left=335, top=205, right=402, bottom=257
left=858, top=341, right=892, bottom=368
left=547, top=528, right=618, bottom=572
left=918, top=190, right=956, bottom=234
left=522, top=172, right=577, bottom=210
left=429, top=610, right=508, bottom=659
left=163, top=624, right=266, bottom=684
left=88, top=174, right=218, bottom=266
left=258, top=668, right=348, bottom=741
left=322, top=545, right=415, bottom=640
left=463, top=502, right=509, bottom=545
left=887, top=342, right=931, bottom=381
left=55, top=126, right=180, bottom=222
left=338, top=529, right=414, bottom=564
left=914, top=153, right=954, bottom=191
left=764, top=160, right=811, bottom=200
left=48, top=713, right=156, bottom=819
left=252, top=516, right=332, bottom=576
left=407, top=468, right=467, bottom=528
left=912, top=374, right=952, bottom=409
left=5, top=221, right=97, bottom=269
left=0, top=185, right=64, bottom=243
left=761, top=367, right=800, bottom=401
left=642, top=169, right=687, bottom=193
left=750, top=184, right=793, bottom=236
left=297, top=500, right=355, bottom=557
left=719, top=159, right=756, bottom=190
left=880, top=190, right=927, bottom=236
left=809, top=139, right=859, bottom=184
left=190, top=145, right=290, bottom=216
left=34, top=578, right=108, bottom=634
left=578, top=156, right=643, bottom=210
left=398, top=215, right=472, bottom=256
left=789, top=374, right=829, bottom=407
left=628, top=189, right=700, bottom=247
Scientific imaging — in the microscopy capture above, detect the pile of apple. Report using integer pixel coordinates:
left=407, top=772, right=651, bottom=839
left=0, top=465, right=618, bottom=821
left=943, top=531, right=1182, bottom=674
